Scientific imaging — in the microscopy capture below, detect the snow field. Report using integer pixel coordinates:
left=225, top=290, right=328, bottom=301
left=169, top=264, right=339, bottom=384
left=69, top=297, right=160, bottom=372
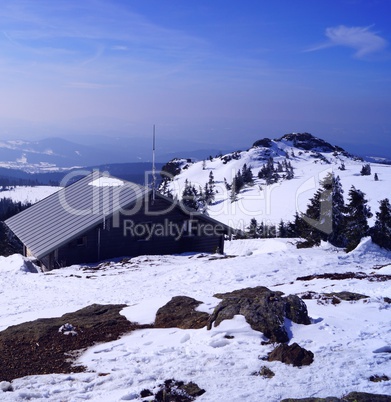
left=0, top=238, right=390, bottom=401
left=0, top=186, right=60, bottom=204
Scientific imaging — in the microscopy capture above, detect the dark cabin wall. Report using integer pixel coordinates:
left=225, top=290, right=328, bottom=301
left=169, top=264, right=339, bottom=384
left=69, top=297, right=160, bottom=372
left=49, top=194, right=225, bottom=268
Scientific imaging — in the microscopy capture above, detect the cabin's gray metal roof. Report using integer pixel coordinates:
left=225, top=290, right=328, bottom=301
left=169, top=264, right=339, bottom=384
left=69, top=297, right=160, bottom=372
left=5, top=171, right=235, bottom=260
left=5, top=171, right=149, bottom=259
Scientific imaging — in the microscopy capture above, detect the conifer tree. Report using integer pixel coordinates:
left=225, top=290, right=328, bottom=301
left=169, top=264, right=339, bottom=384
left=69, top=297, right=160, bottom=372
left=181, top=180, right=199, bottom=211
left=323, top=174, right=346, bottom=247
left=278, top=220, right=288, bottom=237
left=371, top=198, right=391, bottom=250
left=241, top=164, right=253, bottom=185
left=297, top=173, right=345, bottom=247
left=360, top=164, right=371, bottom=176
left=247, top=218, right=259, bottom=238
left=204, top=182, right=215, bottom=206
left=231, top=170, right=245, bottom=196
left=300, top=188, right=325, bottom=246
left=224, top=177, right=231, bottom=191
left=344, top=186, right=372, bottom=252
left=286, top=213, right=301, bottom=238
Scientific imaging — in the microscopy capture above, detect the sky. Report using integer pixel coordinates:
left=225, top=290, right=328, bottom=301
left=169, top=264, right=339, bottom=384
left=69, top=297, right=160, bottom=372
left=0, top=0, right=391, bottom=157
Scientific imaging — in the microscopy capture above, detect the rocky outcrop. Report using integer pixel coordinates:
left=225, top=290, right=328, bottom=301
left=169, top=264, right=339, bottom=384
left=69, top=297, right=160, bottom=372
left=252, top=138, right=273, bottom=148
left=267, top=343, right=314, bottom=367
left=0, top=304, right=148, bottom=382
left=281, top=392, right=391, bottom=401
left=297, top=272, right=391, bottom=282
left=141, top=379, right=205, bottom=401
left=281, top=398, right=340, bottom=402
left=207, top=286, right=311, bottom=343
left=300, top=291, right=369, bottom=304
left=155, top=296, right=210, bottom=329
left=276, top=133, right=347, bottom=154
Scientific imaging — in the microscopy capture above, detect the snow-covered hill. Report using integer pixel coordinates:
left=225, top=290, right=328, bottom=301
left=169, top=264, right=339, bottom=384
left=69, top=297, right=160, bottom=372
left=163, top=133, right=391, bottom=230
left=0, top=238, right=390, bottom=401
left=0, top=186, right=61, bottom=204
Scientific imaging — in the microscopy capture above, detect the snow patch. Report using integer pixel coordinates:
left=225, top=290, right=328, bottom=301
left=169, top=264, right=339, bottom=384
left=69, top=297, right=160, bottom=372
left=0, top=254, right=39, bottom=274
left=88, top=177, right=125, bottom=187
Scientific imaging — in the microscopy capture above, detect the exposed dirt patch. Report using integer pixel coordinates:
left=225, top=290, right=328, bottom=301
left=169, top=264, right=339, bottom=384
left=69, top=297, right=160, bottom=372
left=299, top=291, right=369, bottom=305
left=0, top=304, right=151, bottom=382
left=297, top=272, right=391, bottom=282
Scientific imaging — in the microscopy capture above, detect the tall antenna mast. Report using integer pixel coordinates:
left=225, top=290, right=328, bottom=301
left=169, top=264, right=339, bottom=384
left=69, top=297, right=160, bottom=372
left=152, top=124, right=156, bottom=201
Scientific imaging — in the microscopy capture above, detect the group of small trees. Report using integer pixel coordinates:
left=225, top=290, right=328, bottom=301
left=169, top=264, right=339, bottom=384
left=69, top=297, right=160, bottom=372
left=290, top=173, right=375, bottom=251
left=258, top=157, right=294, bottom=185
left=230, top=164, right=253, bottom=202
left=181, top=172, right=216, bottom=213
left=245, top=172, right=391, bottom=252
left=0, top=198, right=31, bottom=256
left=244, top=218, right=277, bottom=238
left=360, top=163, right=379, bottom=181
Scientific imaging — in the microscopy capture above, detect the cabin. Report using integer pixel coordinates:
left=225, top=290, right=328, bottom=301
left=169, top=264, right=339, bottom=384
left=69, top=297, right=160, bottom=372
left=5, top=171, right=233, bottom=270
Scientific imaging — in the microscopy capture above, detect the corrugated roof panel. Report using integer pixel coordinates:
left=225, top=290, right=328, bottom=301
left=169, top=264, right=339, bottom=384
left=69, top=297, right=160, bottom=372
left=5, top=171, right=149, bottom=259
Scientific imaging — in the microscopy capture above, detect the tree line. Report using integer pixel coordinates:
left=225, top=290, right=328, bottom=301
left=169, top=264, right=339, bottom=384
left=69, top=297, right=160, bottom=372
left=245, top=172, right=391, bottom=252
left=0, top=197, right=32, bottom=256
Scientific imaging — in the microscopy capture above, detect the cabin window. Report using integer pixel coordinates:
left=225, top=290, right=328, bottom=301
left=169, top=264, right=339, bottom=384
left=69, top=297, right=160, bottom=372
left=76, top=236, right=87, bottom=247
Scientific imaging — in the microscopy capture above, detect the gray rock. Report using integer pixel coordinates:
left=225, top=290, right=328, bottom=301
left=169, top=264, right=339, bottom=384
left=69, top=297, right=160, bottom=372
left=281, top=398, right=340, bottom=402
left=324, top=291, right=369, bottom=301
left=267, top=342, right=314, bottom=366
left=155, top=296, right=210, bottom=329
left=207, top=286, right=311, bottom=343
left=343, top=392, right=391, bottom=402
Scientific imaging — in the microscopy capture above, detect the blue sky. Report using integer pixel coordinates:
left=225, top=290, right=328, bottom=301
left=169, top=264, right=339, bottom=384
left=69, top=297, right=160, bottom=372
left=1, top=0, right=390, bottom=156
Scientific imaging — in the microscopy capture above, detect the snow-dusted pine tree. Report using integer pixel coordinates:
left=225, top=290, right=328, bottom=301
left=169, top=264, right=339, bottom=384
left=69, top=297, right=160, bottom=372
left=360, top=164, right=371, bottom=176
left=371, top=198, right=391, bottom=250
left=297, top=173, right=346, bottom=247
left=324, top=174, right=346, bottom=247
left=181, top=180, right=199, bottom=211
left=344, top=186, right=372, bottom=252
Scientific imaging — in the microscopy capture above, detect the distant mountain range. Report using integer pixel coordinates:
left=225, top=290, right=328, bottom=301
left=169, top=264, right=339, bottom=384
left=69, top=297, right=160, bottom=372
left=0, top=132, right=390, bottom=190
left=0, top=136, right=232, bottom=171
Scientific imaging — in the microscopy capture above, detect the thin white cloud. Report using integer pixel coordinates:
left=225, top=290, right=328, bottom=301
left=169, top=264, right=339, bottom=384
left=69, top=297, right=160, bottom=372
left=67, top=82, right=117, bottom=89
left=112, top=45, right=128, bottom=51
left=307, top=25, right=387, bottom=58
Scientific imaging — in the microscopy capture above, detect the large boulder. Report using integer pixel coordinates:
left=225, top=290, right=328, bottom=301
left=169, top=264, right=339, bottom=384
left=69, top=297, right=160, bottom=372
left=207, top=286, right=311, bottom=343
left=155, top=296, right=210, bottom=329
left=343, top=393, right=391, bottom=402
left=0, top=304, right=146, bottom=382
